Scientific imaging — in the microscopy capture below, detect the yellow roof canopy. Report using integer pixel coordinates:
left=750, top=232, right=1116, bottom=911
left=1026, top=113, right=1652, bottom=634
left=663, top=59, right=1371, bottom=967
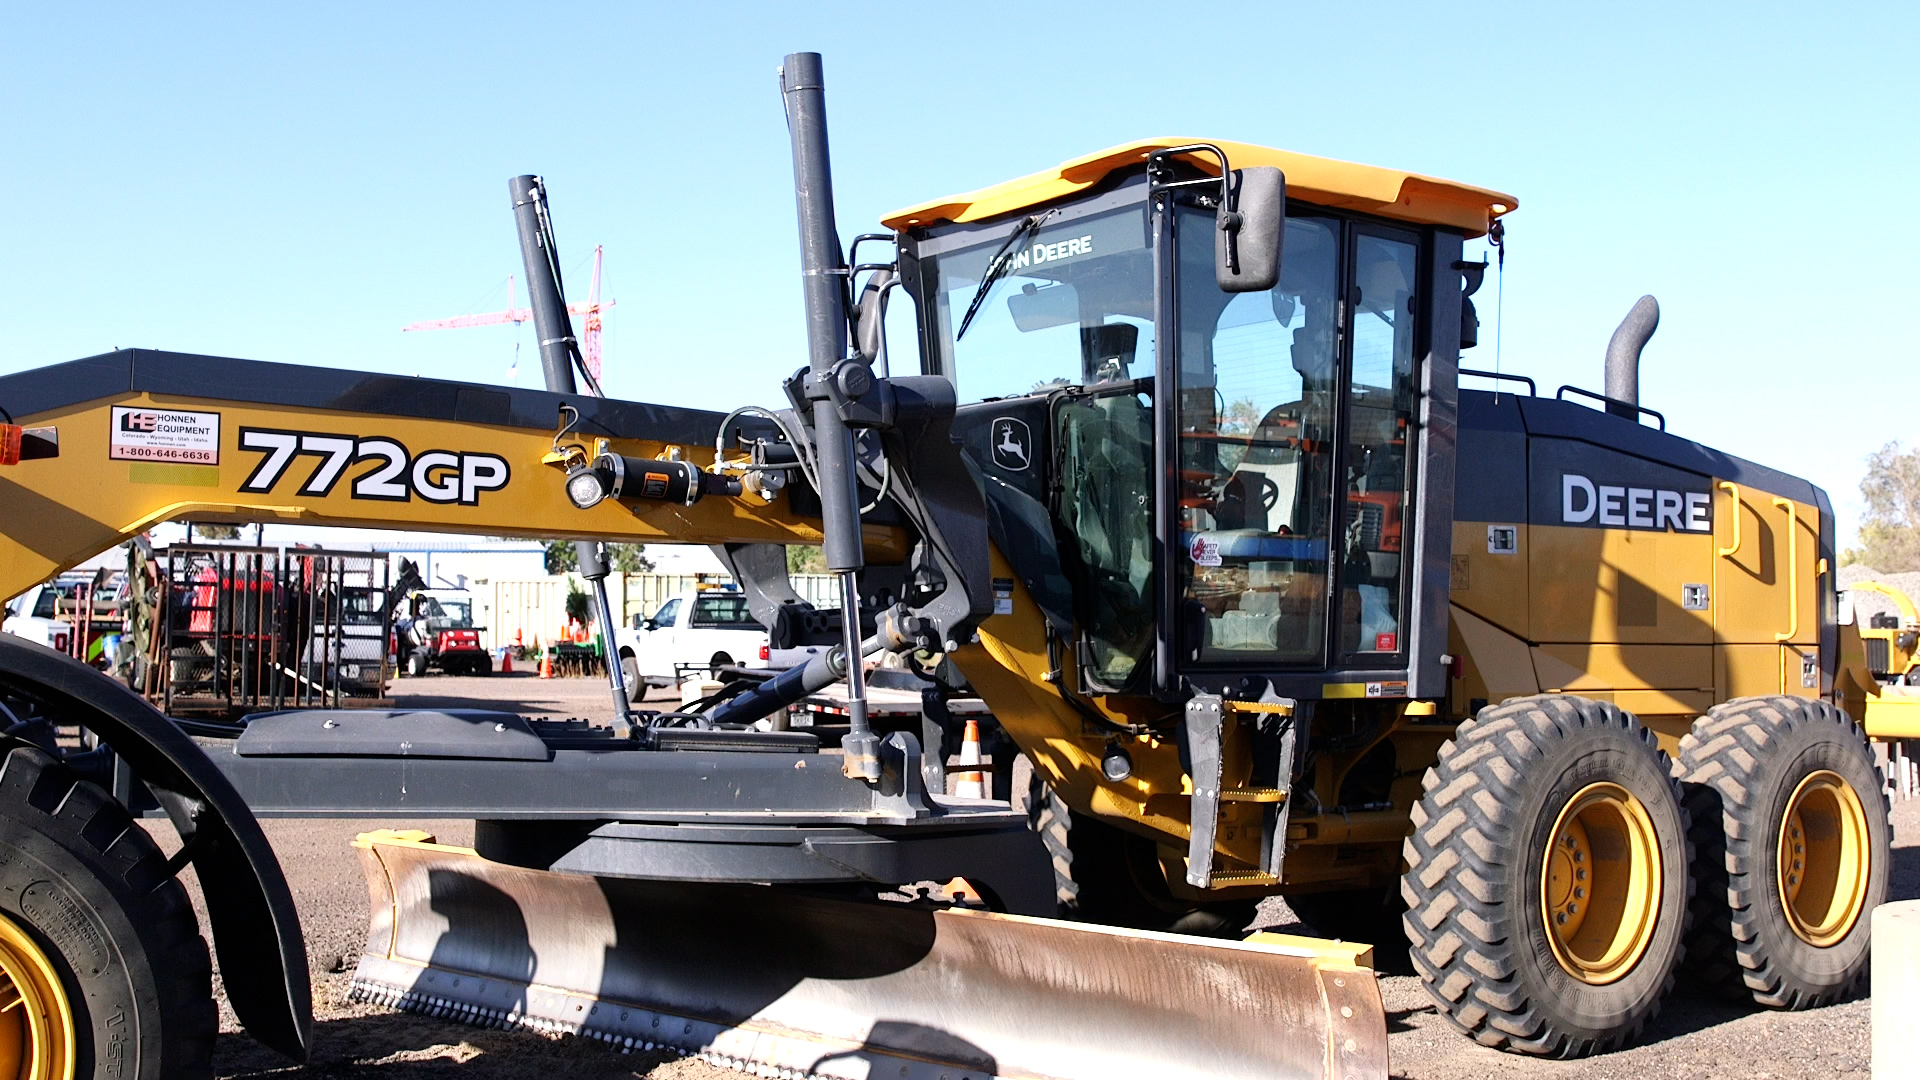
left=882, top=138, right=1517, bottom=238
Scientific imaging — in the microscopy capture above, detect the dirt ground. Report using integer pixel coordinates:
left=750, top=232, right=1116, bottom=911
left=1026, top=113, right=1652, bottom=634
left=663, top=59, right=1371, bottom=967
left=160, top=672, right=1919, bottom=1080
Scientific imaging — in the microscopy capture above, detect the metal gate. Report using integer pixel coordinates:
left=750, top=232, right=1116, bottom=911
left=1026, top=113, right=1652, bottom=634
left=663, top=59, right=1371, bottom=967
left=156, top=545, right=392, bottom=717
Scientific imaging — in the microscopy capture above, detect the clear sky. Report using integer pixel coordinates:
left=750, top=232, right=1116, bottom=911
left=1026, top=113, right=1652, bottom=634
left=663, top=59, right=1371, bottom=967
left=3, top=2, right=1913, bottom=541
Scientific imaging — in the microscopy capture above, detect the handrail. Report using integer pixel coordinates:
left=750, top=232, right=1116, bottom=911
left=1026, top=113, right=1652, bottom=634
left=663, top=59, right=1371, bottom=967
left=1458, top=368, right=1537, bottom=395
left=1717, top=482, right=1742, bottom=557
left=1555, top=385, right=1667, bottom=431
left=1774, top=497, right=1798, bottom=642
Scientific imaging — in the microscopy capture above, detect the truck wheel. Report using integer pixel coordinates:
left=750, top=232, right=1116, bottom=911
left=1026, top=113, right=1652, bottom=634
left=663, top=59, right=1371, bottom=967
left=709, top=653, right=736, bottom=684
left=406, top=651, right=427, bottom=677
left=1025, top=774, right=1253, bottom=937
left=1285, top=887, right=1411, bottom=968
left=619, top=656, right=643, bottom=703
left=1677, top=696, right=1888, bottom=1008
left=1401, top=695, right=1690, bottom=1057
left=0, top=744, right=217, bottom=1079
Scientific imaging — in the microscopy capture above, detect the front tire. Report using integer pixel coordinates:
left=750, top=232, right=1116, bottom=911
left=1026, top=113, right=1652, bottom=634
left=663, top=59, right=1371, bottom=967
left=1401, top=695, right=1691, bottom=1057
left=1678, top=695, right=1888, bottom=1008
left=0, top=744, right=217, bottom=1079
left=1025, top=774, right=1253, bottom=937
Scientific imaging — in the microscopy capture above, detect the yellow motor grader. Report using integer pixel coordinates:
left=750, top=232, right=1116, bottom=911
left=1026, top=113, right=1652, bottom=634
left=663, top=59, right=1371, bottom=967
left=0, top=51, right=1899, bottom=1080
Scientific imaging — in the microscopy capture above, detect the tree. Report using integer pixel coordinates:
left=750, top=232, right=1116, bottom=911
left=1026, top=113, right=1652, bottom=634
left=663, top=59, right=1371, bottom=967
left=188, top=523, right=240, bottom=540
left=787, top=545, right=826, bottom=574
left=609, top=543, right=653, bottom=574
left=565, top=582, right=592, bottom=626
left=1849, top=441, right=1920, bottom=571
left=546, top=540, right=652, bottom=575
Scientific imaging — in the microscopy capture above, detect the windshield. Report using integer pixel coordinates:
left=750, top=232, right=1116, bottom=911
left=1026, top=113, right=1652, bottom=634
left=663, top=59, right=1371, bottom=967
left=418, top=597, right=473, bottom=627
left=925, top=203, right=1155, bottom=401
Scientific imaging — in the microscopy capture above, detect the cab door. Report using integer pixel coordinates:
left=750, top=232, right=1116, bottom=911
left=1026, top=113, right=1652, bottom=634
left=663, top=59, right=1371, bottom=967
left=1714, top=482, right=1822, bottom=697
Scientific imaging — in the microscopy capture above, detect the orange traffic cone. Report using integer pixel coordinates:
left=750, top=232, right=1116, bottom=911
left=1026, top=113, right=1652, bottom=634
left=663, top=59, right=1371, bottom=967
left=538, top=651, right=553, bottom=680
left=954, top=718, right=986, bottom=798
left=500, top=649, right=512, bottom=674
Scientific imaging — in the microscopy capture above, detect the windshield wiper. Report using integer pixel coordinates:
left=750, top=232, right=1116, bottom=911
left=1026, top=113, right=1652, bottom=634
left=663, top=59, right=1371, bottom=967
left=955, top=210, right=1058, bottom=341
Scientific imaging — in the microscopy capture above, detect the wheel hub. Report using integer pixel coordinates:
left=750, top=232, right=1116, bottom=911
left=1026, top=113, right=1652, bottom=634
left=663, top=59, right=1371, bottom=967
left=0, top=911, right=74, bottom=1080
left=1540, top=782, right=1662, bottom=985
left=1778, top=769, right=1870, bottom=947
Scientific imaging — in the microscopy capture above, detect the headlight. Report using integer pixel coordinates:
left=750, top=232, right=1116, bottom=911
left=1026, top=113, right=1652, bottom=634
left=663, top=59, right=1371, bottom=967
left=565, top=466, right=610, bottom=509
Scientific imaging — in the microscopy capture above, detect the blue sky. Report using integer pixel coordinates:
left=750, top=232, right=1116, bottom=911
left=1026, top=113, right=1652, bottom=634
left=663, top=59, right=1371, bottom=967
left=4, top=2, right=1914, bottom=541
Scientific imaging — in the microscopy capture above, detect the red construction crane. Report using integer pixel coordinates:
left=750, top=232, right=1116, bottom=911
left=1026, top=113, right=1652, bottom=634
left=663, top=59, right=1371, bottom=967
left=403, top=245, right=616, bottom=388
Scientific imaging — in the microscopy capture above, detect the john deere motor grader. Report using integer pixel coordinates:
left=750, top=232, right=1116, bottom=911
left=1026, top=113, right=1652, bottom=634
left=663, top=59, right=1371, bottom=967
left=0, top=51, right=1898, bottom=1080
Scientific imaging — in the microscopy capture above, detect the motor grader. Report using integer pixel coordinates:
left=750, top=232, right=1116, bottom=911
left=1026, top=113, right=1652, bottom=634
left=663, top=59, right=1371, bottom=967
left=0, top=50, right=1901, bottom=1080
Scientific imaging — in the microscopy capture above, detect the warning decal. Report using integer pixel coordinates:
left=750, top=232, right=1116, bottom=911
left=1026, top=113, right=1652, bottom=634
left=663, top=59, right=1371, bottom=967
left=110, top=407, right=220, bottom=465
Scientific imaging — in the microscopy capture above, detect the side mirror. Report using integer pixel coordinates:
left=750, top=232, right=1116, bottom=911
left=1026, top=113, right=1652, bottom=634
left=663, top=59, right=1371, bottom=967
left=853, top=268, right=897, bottom=362
left=1217, top=167, right=1284, bottom=293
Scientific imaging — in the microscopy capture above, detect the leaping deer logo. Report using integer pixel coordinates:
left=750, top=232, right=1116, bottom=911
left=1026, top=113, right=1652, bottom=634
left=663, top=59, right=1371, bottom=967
left=992, top=418, right=1031, bottom=472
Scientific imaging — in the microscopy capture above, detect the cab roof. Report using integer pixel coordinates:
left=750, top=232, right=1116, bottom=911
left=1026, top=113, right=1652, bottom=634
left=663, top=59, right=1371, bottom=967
left=882, top=138, right=1517, bottom=238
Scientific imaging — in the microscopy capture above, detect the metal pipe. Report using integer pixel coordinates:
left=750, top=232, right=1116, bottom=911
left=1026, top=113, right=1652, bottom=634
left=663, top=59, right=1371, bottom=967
left=780, top=52, right=877, bottom=780
left=1603, top=294, right=1659, bottom=418
left=510, top=175, right=579, bottom=395
left=573, top=540, right=634, bottom=737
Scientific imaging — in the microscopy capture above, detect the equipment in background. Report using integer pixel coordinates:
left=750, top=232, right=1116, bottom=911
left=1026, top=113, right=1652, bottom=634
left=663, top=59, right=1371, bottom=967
left=402, top=246, right=616, bottom=386
left=394, top=582, right=493, bottom=677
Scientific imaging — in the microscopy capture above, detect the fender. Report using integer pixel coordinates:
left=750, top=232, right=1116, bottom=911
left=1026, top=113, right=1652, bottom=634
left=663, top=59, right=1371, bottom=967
left=0, top=634, right=310, bottom=1062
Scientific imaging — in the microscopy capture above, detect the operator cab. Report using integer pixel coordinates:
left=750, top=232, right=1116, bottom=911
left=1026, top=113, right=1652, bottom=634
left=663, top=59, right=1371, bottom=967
left=890, top=140, right=1513, bottom=700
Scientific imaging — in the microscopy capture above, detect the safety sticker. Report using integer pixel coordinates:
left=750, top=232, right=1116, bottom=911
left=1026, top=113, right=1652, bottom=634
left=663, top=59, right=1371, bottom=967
left=111, top=407, right=220, bottom=465
left=641, top=472, right=670, bottom=499
left=1189, top=535, right=1222, bottom=567
left=992, top=577, right=1015, bottom=616
left=1364, top=681, right=1408, bottom=698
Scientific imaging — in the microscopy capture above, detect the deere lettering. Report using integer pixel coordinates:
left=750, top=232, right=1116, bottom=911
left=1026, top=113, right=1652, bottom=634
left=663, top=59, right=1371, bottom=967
left=1000, top=234, right=1095, bottom=274
left=1562, top=473, right=1711, bottom=532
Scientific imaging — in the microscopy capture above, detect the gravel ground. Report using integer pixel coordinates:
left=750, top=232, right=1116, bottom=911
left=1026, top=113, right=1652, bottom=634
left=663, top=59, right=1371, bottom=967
left=149, top=672, right=1919, bottom=1080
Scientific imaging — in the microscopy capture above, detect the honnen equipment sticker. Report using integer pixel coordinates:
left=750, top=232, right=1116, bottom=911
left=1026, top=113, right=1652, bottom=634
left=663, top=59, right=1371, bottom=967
left=111, top=407, right=220, bottom=464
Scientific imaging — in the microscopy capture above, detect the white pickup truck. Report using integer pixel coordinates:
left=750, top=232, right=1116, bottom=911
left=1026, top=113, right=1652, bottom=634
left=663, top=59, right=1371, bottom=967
left=613, top=587, right=769, bottom=698
left=3, top=584, right=74, bottom=655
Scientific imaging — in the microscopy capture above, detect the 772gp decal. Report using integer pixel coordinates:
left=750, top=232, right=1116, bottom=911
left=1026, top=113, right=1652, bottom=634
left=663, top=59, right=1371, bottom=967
left=238, top=428, right=510, bottom=505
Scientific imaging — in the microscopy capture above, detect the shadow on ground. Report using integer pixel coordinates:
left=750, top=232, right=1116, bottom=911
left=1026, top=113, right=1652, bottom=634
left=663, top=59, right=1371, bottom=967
left=213, top=1008, right=676, bottom=1079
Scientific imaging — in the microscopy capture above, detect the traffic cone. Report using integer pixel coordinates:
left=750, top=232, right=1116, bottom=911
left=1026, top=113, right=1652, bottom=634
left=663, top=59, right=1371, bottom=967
left=954, top=718, right=986, bottom=799
left=499, top=649, right=512, bottom=674
left=538, top=651, right=553, bottom=680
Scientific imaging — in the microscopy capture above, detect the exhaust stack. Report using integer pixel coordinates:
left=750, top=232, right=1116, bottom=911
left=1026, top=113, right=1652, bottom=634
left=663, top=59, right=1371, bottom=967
left=1604, top=294, right=1659, bottom=419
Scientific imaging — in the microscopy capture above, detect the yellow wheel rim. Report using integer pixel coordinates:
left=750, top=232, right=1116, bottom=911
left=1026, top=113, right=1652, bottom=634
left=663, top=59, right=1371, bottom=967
left=1778, top=770, right=1871, bottom=947
left=1541, top=782, right=1663, bottom=985
left=0, top=911, right=74, bottom=1080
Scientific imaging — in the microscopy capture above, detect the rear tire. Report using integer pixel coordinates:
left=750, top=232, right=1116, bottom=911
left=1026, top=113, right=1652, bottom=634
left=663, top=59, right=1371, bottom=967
left=1401, top=695, right=1691, bottom=1057
left=0, top=744, right=217, bottom=1079
left=1678, top=695, right=1888, bottom=1008
left=1025, top=773, right=1253, bottom=937
left=406, top=650, right=427, bottom=677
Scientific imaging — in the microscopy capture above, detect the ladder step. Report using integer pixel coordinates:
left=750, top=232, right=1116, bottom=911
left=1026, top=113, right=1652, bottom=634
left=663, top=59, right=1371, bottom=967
left=1219, top=787, right=1287, bottom=804
left=1206, top=869, right=1280, bottom=888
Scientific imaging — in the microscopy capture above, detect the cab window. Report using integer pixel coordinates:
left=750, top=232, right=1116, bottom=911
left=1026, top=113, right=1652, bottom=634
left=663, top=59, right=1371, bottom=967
left=649, top=598, right=681, bottom=628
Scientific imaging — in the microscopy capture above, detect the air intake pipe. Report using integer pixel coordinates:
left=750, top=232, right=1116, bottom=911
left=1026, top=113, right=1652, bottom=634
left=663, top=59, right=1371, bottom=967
left=1604, top=295, right=1659, bottom=419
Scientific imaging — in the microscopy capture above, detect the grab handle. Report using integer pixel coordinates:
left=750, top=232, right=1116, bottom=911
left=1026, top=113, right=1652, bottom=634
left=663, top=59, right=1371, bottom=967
left=1773, top=497, right=1798, bottom=642
left=1717, top=482, right=1742, bottom=557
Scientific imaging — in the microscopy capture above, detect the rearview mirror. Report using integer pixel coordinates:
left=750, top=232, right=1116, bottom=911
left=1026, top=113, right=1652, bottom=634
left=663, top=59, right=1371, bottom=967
left=1007, top=282, right=1079, bottom=332
left=1217, top=167, right=1284, bottom=293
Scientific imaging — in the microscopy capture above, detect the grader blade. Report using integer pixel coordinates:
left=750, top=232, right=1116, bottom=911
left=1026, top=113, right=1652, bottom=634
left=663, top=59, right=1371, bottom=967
left=348, top=831, right=1387, bottom=1080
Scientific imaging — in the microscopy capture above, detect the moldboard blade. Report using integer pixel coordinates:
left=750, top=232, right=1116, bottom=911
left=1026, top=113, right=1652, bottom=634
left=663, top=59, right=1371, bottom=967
left=348, top=830, right=1387, bottom=1080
